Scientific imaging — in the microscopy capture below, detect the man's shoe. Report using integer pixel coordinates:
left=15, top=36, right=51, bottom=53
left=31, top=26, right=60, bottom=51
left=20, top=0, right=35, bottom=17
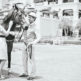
left=0, top=75, right=7, bottom=80
left=19, top=74, right=29, bottom=77
left=27, top=75, right=36, bottom=80
left=27, top=76, right=35, bottom=80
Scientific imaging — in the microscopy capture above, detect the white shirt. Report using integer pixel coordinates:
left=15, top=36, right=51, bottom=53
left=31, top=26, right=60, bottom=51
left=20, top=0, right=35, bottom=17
left=23, top=20, right=41, bottom=44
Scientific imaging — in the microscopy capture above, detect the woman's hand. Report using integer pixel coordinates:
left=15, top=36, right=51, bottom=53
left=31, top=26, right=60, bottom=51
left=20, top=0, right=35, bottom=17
left=9, top=32, right=16, bottom=36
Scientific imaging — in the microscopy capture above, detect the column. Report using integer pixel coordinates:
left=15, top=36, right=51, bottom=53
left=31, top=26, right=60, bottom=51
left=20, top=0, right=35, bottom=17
left=74, top=0, right=79, bottom=3
left=36, top=11, right=41, bottom=38
left=58, top=9, right=63, bottom=20
left=73, top=7, right=79, bottom=38
left=73, top=7, right=78, bottom=28
left=58, top=0, right=63, bottom=4
left=50, top=14, right=53, bottom=18
left=0, top=0, right=2, bottom=9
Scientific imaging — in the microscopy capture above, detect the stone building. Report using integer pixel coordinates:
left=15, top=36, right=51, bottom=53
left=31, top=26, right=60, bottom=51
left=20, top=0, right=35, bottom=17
left=34, top=0, right=81, bottom=37
left=0, top=0, right=81, bottom=37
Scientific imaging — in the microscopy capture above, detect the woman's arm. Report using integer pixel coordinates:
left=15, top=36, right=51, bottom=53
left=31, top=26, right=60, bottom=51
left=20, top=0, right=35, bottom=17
left=0, top=25, right=9, bottom=37
left=9, top=31, right=16, bottom=36
left=0, top=21, right=13, bottom=37
left=7, top=20, right=13, bottom=32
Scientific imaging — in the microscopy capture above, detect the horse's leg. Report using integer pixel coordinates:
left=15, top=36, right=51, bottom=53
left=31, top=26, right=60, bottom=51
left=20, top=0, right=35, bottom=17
left=7, top=41, right=13, bottom=73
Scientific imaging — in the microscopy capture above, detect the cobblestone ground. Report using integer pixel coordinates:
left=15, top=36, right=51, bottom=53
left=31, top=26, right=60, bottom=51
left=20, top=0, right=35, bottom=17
left=1, top=42, right=81, bottom=81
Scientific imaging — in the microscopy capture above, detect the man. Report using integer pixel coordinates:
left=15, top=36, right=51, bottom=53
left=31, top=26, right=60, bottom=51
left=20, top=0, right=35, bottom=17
left=20, top=12, right=40, bottom=79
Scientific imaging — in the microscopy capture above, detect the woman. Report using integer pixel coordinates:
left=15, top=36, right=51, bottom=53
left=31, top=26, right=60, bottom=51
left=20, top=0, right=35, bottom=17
left=0, top=18, right=14, bottom=79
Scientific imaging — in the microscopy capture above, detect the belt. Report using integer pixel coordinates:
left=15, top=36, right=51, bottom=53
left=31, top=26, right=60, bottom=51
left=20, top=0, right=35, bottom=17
left=0, top=35, right=5, bottom=38
left=6, top=40, right=14, bottom=42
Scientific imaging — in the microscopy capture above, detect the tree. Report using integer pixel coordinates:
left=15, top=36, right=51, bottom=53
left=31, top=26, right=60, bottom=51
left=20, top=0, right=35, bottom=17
left=59, top=18, right=73, bottom=36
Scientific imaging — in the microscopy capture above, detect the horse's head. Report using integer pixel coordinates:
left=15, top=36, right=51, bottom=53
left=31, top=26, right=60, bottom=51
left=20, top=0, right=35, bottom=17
left=13, top=3, right=29, bottom=29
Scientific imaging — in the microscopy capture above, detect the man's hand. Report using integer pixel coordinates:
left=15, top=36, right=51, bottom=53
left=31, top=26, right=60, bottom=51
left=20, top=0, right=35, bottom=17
left=27, top=43, right=32, bottom=46
left=27, top=42, right=37, bottom=46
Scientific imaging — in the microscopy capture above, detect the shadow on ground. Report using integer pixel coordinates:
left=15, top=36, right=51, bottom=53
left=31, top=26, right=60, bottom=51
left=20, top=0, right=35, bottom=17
left=2, top=70, right=44, bottom=81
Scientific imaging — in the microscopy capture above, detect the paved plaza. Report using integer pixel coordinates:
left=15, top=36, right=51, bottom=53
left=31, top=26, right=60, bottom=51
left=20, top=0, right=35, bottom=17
left=1, top=42, right=81, bottom=81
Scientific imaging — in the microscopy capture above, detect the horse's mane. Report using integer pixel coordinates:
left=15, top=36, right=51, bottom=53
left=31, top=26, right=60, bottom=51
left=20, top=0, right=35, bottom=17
left=2, top=9, right=18, bottom=31
left=3, top=9, right=21, bottom=25
left=3, top=10, right=13, bottom=24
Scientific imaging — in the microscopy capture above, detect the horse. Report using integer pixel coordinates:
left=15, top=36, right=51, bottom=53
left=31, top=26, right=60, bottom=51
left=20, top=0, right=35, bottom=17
left=2, top=3, right=29, bottom=71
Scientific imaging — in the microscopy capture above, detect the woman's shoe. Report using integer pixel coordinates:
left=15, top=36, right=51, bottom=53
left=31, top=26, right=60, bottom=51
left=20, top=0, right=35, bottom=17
left=0, top=75, right=6, bottom=80
left=7, top=68, right=12, bottom=75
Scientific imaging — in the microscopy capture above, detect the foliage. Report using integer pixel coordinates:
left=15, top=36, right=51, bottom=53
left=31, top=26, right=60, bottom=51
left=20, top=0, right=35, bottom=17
left=59, top=18, right=73, bottom=29
left=76, top=18, right=81, bottom=29
left=59, top=18, right=73, bottom=36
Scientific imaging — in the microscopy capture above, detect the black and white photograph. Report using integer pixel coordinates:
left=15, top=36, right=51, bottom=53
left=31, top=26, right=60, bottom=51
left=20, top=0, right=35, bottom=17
left=0, top=0, right=81, bottom=81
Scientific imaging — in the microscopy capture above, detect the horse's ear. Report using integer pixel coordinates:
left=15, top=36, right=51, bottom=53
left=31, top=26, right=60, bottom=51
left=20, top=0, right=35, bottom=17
left=14, top=4, right=18, bottom=11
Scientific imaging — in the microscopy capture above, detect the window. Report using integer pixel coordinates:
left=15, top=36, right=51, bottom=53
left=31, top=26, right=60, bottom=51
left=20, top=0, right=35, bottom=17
left=63, top=9, right=73, bottom=16
left=79, top=10, right=81, bottom=18
left=79, top=0, right=81, bottom=2
left=63, top=0, right=74, bottom=3
left=34, top=0, right=46, bottom=3
left=41, top=10, right=50, bottom=17
left=43, top=13, right=50, bottom=17
left=48, top=0, right=58, bottom=4
left=48, top=0, right=55, bottom=2
left=34, top=0, right=58, bottom=3
left=52, top=11, right=58, bottom=18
